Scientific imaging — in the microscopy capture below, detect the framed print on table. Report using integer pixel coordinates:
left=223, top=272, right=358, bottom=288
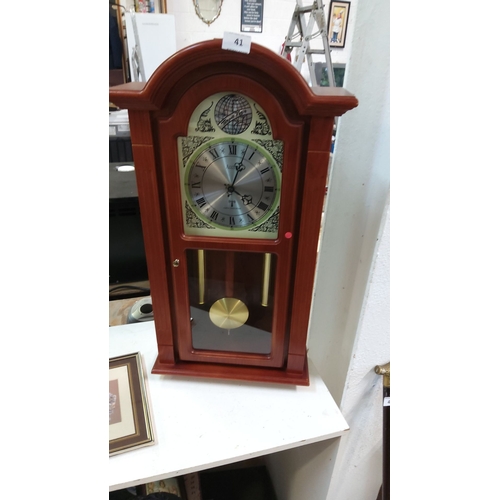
left=327, top=1, right=351, bottom=48
left=109, top=352, right=154, bottom=456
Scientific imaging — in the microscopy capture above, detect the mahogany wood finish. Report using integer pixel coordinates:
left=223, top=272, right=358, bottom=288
left=109, top=39, right=358, bottom=385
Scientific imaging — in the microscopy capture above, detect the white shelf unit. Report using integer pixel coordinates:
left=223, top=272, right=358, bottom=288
left=109, top=321, right=349, bottom=496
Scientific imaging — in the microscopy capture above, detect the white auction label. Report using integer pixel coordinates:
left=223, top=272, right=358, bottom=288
left=383, top=397, right=390, bottom=407
left=222, top=32, right=251, bottom=54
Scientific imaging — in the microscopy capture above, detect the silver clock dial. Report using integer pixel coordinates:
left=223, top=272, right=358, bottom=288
left=186, top=139, right=280, bottom=230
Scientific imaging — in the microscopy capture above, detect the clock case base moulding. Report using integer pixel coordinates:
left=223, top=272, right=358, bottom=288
left=152, top=357, right=310, bottom=386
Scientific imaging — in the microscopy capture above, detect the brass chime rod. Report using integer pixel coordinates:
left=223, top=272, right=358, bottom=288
left=198, top=250, right=205, bottom=304
left=261, top=253, right=272, bottom=307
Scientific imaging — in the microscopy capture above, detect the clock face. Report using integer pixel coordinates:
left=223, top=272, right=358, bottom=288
left=178, top=92, right=283, bottom=239
left=185, top=138, right=280, bottom=231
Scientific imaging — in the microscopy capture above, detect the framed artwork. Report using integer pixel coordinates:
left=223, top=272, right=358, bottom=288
left=241, top=0, right=264, bottom=33
left=327, top=1, right=351, bottom=48
left=109, top=352, right=154, bottom=456
left=314, top=62, right=346, bottom=87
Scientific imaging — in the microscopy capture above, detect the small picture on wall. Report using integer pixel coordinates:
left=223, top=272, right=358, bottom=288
left=327, top=1, right=351, bottom=48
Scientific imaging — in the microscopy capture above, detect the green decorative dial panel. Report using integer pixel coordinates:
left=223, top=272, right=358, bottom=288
left=178, top=92, right=283, bottom=239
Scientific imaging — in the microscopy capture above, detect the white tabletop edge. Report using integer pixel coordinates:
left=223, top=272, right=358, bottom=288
left=109, top=321, right=349, bottom=491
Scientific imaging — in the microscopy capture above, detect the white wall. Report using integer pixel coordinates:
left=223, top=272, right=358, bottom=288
left=167, top=0, right=295, bottom=53
left=121, top=0, right=357, bottom=74
left=327, top=199, right=390, bottom=500
left=306, top=0, right=390, bottom=496
left=308, top=0, right=390, bottom=403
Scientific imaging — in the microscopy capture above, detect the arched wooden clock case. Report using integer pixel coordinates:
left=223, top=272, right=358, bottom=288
left=109, top=39, right=357, bottom=385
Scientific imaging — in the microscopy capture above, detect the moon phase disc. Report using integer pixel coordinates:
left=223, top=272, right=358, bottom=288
left=209, top=298, right=249, bottom=329
left=214, top=94, right=252, bottom=134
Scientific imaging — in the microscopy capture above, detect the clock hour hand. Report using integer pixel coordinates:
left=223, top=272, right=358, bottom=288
left=224, top=184, right=253, bottom=206
left=233, top=189, right=253, bottom=206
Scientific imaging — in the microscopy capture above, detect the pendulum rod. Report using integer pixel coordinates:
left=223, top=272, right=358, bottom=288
left=261, top=253, right=272, bottom=307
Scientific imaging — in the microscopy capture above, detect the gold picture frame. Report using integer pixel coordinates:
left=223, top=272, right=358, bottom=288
left=109, top=352, right=154, bottom=456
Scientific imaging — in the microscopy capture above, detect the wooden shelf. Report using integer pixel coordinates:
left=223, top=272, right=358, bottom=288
left=109, top=321, right=349, bottom=492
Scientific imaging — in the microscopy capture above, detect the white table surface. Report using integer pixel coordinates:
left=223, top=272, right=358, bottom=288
left=109, top=321, right=349, bottom=491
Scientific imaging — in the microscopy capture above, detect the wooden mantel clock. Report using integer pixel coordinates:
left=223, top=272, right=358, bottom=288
left=109, top=39, right=357, bottom=385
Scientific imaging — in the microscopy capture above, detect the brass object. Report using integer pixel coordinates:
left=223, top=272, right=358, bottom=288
left=209, top=298, right=249, bottom=330
left=198, top=250, right=205, bottom=304
left=192, top=0, right=223, bottom=26
left=261, top=253, right=272, bottom=307
left=375, top=362, right=390, bottom=388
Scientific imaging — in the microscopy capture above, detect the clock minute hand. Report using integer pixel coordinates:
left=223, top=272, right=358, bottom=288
left=230, top=145, right=249, bottom=187
left=230, top=162, right=245, bottom=188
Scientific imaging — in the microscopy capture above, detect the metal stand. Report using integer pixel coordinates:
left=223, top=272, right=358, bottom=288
left=281, top=0, right=335, bottom=87
left=375, top=362, right=390, bottom=500
left=130, top=9, right=146, bottom=82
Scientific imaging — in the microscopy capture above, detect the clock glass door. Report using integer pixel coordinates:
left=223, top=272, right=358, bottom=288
left=185, top=248, right=276, bottom=355
left=163, top=85, right=303, bottom=368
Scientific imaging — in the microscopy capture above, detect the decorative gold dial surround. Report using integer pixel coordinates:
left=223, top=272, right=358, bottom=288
left=178, top=92, right=283, bottom=239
